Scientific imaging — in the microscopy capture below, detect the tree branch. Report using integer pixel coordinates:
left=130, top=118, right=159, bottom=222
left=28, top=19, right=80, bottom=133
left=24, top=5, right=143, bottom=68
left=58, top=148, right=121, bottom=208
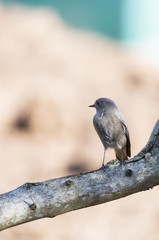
left=0, top=119, right=159, bottom=231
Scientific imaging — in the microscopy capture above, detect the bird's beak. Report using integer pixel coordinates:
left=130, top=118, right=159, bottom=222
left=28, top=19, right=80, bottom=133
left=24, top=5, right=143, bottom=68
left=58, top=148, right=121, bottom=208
left=89, top=104, right=95, bottom=108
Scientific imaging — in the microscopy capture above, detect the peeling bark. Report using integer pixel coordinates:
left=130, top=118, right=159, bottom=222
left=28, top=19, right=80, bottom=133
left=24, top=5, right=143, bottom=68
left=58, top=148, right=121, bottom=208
left=0, top=119, right=159, bottom=231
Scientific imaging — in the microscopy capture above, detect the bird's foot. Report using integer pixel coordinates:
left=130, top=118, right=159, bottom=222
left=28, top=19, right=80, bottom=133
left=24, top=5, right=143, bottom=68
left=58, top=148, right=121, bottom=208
left=101, top=163, right=105, bottom=169
left=120, top=158, right=125, bottom=166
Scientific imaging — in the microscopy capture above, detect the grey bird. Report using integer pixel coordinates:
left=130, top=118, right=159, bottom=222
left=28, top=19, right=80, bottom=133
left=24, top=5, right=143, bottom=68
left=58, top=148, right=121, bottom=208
left=89, top=98, right=131, bottom=167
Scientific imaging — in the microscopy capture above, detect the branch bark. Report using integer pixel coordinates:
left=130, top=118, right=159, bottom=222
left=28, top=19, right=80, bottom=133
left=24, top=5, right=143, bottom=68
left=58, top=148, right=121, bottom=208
left=0, top=119, right=159, bottom=231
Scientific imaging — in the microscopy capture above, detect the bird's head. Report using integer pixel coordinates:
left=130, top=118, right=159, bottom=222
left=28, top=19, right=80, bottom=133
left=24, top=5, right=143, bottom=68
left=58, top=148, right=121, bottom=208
left=89, top=97, right=116, bottom=113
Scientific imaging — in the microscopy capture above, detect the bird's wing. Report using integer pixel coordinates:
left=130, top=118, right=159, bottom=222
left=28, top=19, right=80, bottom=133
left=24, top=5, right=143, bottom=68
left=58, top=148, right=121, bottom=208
left=117, top=111, right=131, bottom=157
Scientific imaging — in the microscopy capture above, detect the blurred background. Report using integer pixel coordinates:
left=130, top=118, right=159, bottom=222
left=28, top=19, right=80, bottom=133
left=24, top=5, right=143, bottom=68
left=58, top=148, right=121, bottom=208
left=0, top=0, right=159, bottom=239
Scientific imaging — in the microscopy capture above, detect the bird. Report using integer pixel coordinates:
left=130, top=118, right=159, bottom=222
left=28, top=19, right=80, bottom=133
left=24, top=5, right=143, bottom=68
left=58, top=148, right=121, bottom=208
left=89, top=97, right=131, bottom=167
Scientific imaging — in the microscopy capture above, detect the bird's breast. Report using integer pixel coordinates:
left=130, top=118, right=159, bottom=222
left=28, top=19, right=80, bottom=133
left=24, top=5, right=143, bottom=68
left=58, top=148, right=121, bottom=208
left=93, top=112, right=126, bottom=149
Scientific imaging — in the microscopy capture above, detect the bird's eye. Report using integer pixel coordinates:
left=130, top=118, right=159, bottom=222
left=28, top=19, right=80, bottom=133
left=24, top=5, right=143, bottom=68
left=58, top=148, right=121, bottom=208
left=96, top=101, right=99, bottom=105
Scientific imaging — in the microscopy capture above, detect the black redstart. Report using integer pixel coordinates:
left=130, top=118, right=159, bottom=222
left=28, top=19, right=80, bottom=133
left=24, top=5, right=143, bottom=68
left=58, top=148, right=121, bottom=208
left=89, top=97, right=131, bottom=167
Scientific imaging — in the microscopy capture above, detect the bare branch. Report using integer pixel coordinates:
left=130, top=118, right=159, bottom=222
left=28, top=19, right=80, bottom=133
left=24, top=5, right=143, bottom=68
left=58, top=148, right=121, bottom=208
left=0, top=119, right=159, bottom=231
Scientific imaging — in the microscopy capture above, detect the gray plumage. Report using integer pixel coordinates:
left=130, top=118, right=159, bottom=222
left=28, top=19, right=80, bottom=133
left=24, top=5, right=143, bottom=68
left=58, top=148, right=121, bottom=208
left=89, top=97, right=131, bottom=167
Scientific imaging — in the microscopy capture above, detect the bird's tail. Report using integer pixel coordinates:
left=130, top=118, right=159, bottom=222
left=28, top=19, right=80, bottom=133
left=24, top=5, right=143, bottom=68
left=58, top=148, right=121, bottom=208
left=115, top=147, right=128, bottom=161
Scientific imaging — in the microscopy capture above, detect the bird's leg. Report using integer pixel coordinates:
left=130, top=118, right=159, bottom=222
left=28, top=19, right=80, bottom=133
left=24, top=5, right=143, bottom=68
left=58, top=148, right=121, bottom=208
left=120, top=148, right=125, bottom=166
left=102, top=148, right=106, bottom=169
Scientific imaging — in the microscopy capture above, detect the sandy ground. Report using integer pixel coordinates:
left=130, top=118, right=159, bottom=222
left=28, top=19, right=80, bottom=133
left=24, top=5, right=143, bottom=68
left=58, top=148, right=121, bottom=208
left=0, top=4, right=159, bottom=240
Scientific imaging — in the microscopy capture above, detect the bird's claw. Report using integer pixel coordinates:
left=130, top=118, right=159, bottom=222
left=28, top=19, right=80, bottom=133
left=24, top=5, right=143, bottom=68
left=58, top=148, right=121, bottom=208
left=120, top=158, right=125, bottom=166
left=101, top=163, right=105, bottom=169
